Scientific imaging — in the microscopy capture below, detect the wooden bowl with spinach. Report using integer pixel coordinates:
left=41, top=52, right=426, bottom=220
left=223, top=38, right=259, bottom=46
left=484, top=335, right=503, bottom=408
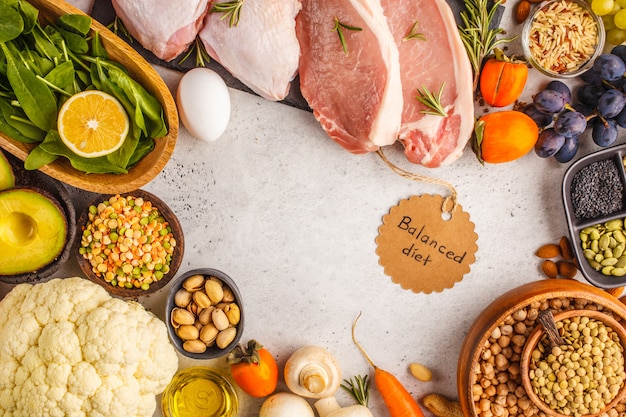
left=0, top=0, right=178, bottom=194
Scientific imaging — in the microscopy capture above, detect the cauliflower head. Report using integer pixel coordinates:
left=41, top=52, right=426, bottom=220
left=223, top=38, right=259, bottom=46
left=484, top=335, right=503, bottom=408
left=0, top=277, right=178, bottom=417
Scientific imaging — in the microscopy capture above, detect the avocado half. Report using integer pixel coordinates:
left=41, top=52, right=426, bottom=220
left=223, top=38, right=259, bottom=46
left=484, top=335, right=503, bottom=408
left=0, top=151, right=15, bottom=191
left=0, top=188, right=68, bottom=275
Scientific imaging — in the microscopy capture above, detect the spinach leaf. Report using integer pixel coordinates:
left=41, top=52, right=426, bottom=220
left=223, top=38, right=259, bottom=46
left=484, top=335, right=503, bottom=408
left=32, top=25, right=61, bottom=62
left=0, top=98, right=38, bottom=143
left=57, top=14, right=91, bottom=36
left=58, top=28, right=88, bottom=54
left=24, top=142, right=58, bottom=169
left=91, top=31, right=108, bottom=59
left=43, top=60, right=75, bottom=91
left=39, top=131, right=128, bottom=174
left=108, top=65, right=167, bottom=138
left=1, top=42, right=57, bottom=131
left=0, top=2, right=24, bottom=42
left=17, top=0, right=37, bottom=34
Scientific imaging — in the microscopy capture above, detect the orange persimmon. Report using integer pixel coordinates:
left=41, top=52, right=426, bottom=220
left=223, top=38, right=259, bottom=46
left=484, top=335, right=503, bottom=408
left=473, top=110, right=539, bottom=164
left=480, top=49, right=528, bottom=107
left=227, top=340, right=278, bottom=398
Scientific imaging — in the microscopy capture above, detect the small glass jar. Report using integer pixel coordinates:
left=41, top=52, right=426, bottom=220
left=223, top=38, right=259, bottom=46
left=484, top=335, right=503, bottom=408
left=522, top=0, right=605, bottom=78
left=162, top=367, right=239, bottom=417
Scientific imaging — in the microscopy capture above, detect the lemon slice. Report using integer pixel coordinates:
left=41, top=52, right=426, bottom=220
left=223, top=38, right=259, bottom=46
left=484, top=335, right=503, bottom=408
left=57, top=90, right=130, bottom=158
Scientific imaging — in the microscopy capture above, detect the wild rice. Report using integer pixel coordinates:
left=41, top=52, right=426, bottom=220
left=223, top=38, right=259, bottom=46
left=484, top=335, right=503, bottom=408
left=528, top=0, right=599, bottom=73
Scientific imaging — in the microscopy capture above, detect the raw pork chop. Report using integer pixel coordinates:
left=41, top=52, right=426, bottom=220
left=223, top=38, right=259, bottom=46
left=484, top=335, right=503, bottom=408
left=381, top=0, right=474, bottom=167
left=111, top=0, right=209, bottom=61
left=295, top=0, right=403, bottom=152
left=199, top=0, right=301, bottom=101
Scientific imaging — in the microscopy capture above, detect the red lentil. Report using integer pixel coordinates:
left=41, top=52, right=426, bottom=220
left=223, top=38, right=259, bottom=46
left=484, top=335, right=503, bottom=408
left=79, top=194, right=177, bottom=290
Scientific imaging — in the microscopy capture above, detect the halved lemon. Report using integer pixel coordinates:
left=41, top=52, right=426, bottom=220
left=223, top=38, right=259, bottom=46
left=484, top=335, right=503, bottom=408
left=57, top=90, right=130, bottom=158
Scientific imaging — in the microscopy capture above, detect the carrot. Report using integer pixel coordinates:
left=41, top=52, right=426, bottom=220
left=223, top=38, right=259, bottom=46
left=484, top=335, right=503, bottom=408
left=352, top=313, right=426, bottom=417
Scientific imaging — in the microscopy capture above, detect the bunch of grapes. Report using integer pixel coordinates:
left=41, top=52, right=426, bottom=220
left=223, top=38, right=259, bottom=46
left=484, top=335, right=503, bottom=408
left=524, top=49, right=626, bottom=163
left=593, top=0, right=626, bottom=45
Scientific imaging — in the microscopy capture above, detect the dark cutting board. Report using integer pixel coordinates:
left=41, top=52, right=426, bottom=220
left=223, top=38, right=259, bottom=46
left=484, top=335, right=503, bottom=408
left=91, top=0, right=503, bottom=111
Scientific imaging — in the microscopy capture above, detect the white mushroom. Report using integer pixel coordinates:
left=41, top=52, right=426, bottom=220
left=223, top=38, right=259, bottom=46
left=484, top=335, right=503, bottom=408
left=283, top=345, right=342, bottom=399
left=259, top=392, right=315, bottom=417
left=315, top=397, right=374, bottom=417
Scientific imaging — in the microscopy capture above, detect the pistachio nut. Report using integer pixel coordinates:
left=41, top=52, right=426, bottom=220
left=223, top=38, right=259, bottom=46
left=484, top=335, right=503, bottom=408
left=182, top=274, right=205, bottom=292
left=177, top=324, right=200, bottom=341
left=183, top=339, right=207, bottom=354
left=205, top=280, right=224, bottom=304
left=212, top=308, right=230, bottom=331
left=224, top=303, right=241, bottom=326
left=216, top=327, right=237, bottom=349
left=193, top=291, right=212, bottom=309
left=200, top=323, right=219, bottom=344
left=222, top=286, right=235, bottom=303
left=174, top=288, right=193, bottom=308
left=198, top=306, right=215, bottom=325
left=171, top=307, right=196, bottom=326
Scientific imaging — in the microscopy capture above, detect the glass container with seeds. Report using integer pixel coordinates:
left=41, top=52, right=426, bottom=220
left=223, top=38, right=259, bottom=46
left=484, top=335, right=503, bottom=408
left=521, top=0, right=605, bottom=78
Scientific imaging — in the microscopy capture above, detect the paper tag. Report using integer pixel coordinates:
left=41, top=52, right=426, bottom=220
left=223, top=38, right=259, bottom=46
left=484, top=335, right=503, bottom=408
left=376, top=194, right=478, bottom=294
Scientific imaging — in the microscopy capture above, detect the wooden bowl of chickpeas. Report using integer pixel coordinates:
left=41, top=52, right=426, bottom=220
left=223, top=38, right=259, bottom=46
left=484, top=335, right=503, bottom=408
left=76, top=189, right=184, bottom=298
left=457, top=279, right=626, bottom=417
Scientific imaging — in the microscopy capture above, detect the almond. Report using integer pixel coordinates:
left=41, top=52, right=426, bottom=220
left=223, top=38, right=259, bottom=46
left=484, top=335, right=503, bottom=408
left=557, top=260, right=577, bottom=279
left=541, top=259, right=558, bottom=279
left=559, top=236, right=574, bottom=260
left=536, top=243, right=561, bottom=259
left=515, top=0, right=531, bottom=24
left=606, top=287, right=624, bottom=298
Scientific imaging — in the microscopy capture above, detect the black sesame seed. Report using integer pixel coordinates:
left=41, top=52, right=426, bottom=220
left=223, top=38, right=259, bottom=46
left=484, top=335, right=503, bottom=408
left=570, top=159, right=624, bottom=220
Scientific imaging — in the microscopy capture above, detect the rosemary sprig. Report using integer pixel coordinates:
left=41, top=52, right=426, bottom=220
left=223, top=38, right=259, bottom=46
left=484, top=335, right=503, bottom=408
left=341, top=375, right=370, bottom=407
left=458, top=0, right=515, bottom=91
left=416, top=83, right=448, bottom=117
left=211, top=0, right=245, bottom=28
left=177, top=37, right=211, bottom=67
left=332, top=17, right=362, bottom=55
left=107, top=16, right=133, bottom=43
left=403, top=20, right=426, bottom=42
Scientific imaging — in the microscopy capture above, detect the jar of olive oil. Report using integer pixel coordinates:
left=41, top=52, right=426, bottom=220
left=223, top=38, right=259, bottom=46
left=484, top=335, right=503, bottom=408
left=162, top=367, right=238, bottom=417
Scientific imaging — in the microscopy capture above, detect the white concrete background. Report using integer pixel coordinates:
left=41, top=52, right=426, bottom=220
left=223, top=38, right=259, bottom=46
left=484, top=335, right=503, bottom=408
left=0, top=3, right=617, bottom=417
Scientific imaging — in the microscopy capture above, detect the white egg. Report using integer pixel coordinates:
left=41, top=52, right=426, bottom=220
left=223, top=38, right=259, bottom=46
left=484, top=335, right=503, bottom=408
left=176, top=68, right=231, bottom=142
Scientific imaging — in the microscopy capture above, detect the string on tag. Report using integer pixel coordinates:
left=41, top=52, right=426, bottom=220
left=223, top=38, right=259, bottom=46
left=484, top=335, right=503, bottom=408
left=377, top=148, right=458, bottom=217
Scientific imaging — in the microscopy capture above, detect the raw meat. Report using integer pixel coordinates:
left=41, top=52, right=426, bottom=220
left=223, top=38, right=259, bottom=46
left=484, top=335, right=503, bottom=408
left=296, top=0, right=403, bottom=152
left=111, top=0, right=209, bottom=61
left=199, top=0, right=302, bottom=101
left=381, top=0, right=474, bottom=167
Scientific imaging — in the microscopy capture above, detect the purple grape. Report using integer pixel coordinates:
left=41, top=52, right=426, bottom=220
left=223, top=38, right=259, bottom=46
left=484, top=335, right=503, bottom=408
left=546, top=80, right=572, bottom=102
left=534, top=128, right=566, bottom=158
left=533, top=89, right=567, bottom=114
left=592, top=54, right=626, bottom=82
left=554, top=136, right=579, bottom=163
left=572, top=102, right=595, bottom=117
left=554, top=111, right=587, bottom=137
left=611, top=45, right=626, bottom=63
left=580, top=68, right=604, bottom=84
left=592, top=118, right=618, bottom=147
left=522, top=103, right=553, bottom=128
left=577, top=84, right=605, bottom=107
left=597, top=89, right=626, bottom=118
left=616, top=106, right=626, bottom=128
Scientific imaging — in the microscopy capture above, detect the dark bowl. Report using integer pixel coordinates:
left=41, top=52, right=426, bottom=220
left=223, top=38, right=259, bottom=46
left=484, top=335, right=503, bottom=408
left=0, top=152, right=76, bottom=284
left=562, top=143, right=626, bottom=288
left=76, top=189, right=184, bottom=298
left=165, top=268, right=245, bottom=360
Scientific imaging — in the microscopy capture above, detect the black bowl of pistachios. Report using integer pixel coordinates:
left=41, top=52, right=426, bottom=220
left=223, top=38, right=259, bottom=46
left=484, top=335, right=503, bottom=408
left=563, top=143, right=626, bottom=288
left=165, top=268, right=244, bottom=360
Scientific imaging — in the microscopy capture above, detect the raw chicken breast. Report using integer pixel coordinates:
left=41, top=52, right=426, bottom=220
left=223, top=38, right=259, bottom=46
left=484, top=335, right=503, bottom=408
left=66, top=0, right=94, bottom=14
left=111, top=0, right=209, bottom=61
left=381, top=0, right=474, bottom=167
left=296, top=0, right=403, bottom=152
left=199, top=0, right=301, bottom=101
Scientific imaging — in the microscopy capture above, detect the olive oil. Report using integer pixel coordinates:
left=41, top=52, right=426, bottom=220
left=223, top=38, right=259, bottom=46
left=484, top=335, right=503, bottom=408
left=162, top=367, right=238, bottom=417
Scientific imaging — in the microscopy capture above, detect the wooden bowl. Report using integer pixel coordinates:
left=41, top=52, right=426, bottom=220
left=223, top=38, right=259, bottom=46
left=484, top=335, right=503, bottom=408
left=76, top=189, right=184, bottom=298
left=0, top=152, right=76, bottom=285
left=0, top=0, right=178, bottom=194
left=520, top=310, right=626, bottom=417
left=457, top=279, right=626, bottom=417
